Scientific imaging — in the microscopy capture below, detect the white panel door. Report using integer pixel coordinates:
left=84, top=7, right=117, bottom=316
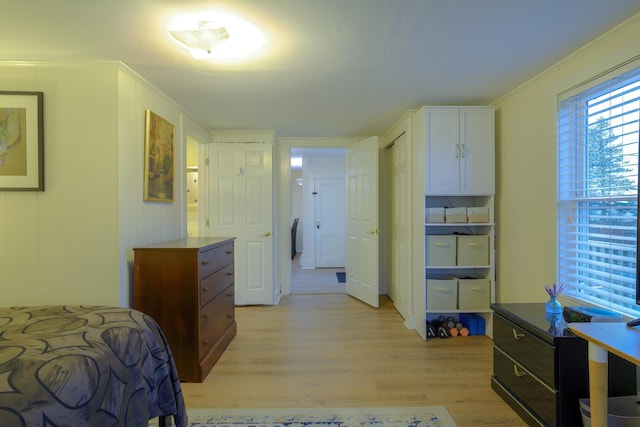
left=345, top=136, right=379, bottom=308
left=208, top=142, right=273, bottom=305
left=459, top=107, right=495, bottom=195
left=314, top=178, right=345, bottom=268
left=390, top=132, right=412, bottom=321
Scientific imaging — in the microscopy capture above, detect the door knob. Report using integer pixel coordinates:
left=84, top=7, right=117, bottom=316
left=368, top=228, right=381, bottom=234
left=261, top=230, right=271, bottom=237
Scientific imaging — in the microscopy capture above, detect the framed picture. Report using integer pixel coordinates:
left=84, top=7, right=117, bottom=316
left=143, top=109, right=174, bottom=202
left=0, top=91, right=44, bottom=191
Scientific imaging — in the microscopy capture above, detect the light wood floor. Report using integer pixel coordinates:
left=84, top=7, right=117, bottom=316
left=290, top=253, right=346, bottom=294
left=180, top=294, right=527, bottom=427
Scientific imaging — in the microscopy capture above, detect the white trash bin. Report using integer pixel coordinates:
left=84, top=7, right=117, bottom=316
left=579, top=396, right=640, bottom=427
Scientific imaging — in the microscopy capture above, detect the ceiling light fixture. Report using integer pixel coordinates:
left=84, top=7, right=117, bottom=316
left=169, top=21, right=230, bottom=55
left=169, top=12, right=266, bottom=61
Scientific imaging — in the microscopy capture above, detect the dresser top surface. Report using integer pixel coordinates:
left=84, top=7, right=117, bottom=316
left=491, top=302, right=576, bottom=342
left=134, top=236, right=235, bottom=251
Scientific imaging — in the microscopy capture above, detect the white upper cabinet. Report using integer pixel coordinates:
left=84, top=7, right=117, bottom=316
left=416, top=106, right=495, bottom=196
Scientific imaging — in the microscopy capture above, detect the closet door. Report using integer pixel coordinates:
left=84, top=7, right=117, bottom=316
left=208, top=142, right=274, bottom=305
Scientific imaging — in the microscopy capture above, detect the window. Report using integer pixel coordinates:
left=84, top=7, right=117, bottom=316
left=557, top=65, right=640, bottom=317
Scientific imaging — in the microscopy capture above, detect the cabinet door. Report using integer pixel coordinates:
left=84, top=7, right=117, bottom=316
left=425, top=108, right=459, bottom=195
left=459, top=108, right=495, bottom=195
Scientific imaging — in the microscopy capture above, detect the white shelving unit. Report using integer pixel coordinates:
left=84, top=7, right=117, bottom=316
left=412, top=106, right=496, bottom=340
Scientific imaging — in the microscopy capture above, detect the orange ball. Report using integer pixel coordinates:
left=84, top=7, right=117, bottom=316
left=459, top=327, right=470, bottom=336
left=449, top=327, right=459, bottom=337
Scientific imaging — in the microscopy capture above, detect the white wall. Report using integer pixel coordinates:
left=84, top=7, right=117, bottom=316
left=0, top=62, right=209, bottom=307
left=492, top=13, right=640, bottom=302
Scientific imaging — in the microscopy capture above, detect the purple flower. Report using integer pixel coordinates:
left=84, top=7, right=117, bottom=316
left=545, top=282, right=566, bottom=297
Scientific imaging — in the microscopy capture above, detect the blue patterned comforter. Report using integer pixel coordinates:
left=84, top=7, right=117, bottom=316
left=0, top=305, right=186, bottom=427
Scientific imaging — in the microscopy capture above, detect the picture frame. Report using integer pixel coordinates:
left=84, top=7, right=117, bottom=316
left=0, top=91, right=44, bottom=191
left=143, top=109, right=174, bottom=202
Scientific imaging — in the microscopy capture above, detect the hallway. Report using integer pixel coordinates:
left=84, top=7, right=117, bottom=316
left=290, top=254, right=345, bottom=294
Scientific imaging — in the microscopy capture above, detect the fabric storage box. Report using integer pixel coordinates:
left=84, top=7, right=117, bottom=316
left=459, top=313, right=485, bottom=335
left=467, top=207, right=489, bottom=223
left=445, top=207, right=467, bottom=223
left=426, top=235, right=456, bottom=266
left=426, top=279, right=457, bottom=310
left=458, top=279, right=490, bottom=310
left=425, top=207, right=445, bottom=223
left=456, top=235, right=489, bottom=266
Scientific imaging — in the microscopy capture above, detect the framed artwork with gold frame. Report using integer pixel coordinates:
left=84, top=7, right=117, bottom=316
left=0, top=91, right=44, bottom=191
left=143, top=109, right=174, bottom=202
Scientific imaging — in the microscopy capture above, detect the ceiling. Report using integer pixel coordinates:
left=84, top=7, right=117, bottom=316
left=3, top=0, right=640, bottom=138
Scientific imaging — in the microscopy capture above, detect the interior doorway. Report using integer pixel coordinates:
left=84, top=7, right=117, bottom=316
left=290, top=147, right=346, bottom=294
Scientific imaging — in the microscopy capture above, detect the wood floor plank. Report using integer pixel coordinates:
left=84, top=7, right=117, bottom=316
left=180, top=295, right=527, bottom=427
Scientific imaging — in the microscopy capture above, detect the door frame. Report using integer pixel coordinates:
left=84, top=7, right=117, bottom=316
left=277, top=137, right=361, bottom=296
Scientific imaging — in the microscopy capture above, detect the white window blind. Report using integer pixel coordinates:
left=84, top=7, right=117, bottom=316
left=557, top=65, right=640, bottom=317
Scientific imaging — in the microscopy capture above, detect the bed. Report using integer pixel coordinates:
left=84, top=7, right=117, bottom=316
left=0, top=305, right=187, bottom=427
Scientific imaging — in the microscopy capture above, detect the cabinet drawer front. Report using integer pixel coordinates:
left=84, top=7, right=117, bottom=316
left=199, top=287, right=235, bottom=359
left=494, top=348, right=557, bottom=426
left=200, top=263, right=234, bottom=307
left=199, top=243, right=234, bottom=277
left=493, top=315, right=555, bottom=386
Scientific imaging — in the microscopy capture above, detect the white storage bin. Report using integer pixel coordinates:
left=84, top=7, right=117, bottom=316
left=457, top=235, right=489, bottom=266
left=458, top=279, right=490, bottom=310
left=445, top=207, right=467, bottom=223
left=467, top=207, right=490, bottom=223
left=426, top=279, right=457, bottom=310
left=426, top=235, right=456, bottom=266
left=426, top=207, right=445, bottom=223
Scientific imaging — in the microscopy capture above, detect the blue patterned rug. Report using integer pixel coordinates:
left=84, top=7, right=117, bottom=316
left=164, top=407, right=456, bottom=427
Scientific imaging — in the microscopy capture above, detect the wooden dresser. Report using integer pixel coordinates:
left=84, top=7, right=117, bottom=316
left=133, top=237, right=236, bottom=382
left=491, top=303, right=636, bottom=426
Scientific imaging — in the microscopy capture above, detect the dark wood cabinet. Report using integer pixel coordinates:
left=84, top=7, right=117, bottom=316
left=491, top=303, right=636, bottom=426
left=133, top=237, right=236, bottom=382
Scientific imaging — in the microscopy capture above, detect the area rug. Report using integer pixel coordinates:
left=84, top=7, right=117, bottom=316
left=336, top=272, right=346, bottom=283
left=153, top=406, right=456, bottom=427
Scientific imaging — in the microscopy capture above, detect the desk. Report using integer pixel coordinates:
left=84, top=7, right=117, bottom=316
left=568, top=322, right=640, bottom=427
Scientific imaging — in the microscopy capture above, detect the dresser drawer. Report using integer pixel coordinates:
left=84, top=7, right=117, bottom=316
left=493, top=314, right=555, bottom=386
left=494, top=347, right=557, bottom=426
left=199, top=242, right=234, bottom=277
left=200, top=263, right=234, bottom=307
left=199, top=286, right=235, bottom=359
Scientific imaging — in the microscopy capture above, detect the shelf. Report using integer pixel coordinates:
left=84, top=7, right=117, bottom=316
left=426, top=308, right=492, bottom=314
left=426, top=265, right=491, bottom=269
left=425, top=222, right=494, bottom=227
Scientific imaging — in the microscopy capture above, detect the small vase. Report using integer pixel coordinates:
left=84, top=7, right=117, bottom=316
left=545, top=296, right=562, bottom=314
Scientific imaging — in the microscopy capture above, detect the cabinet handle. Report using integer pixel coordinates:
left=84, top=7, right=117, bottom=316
left=227, top=314, right=233, bottom=318
left=203, top=314, right=212, bottom=320
left=203, top=340, right=211, bottom=345
left=460, top=144, right=465, bottom=158
left=227, top=293, right=233, bottom=297
left=226, top=272, right=233, bottom=277
left=455, top=144, right=460, bottom=159
left=513, top=365, right=527, bottom=377
left=201, top=261, right=210, bottom=266
left=512, top=328, right=525, bottom=340
left=226, top=250, right=233, bottom=255
left=202, top=287, right=211, bottom=292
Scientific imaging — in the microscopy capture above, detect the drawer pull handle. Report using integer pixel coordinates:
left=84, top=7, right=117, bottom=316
left=202, top=287, right=211, bottom=292
left=512, top=328, right=525, bottom=340
left=203, top=314, right=212, bottom=320
left=227, top=314, right=233, bottom=318
left=227, top=293, right=233, bottom=297
left=226, top=250, right=233, bottom=255
left=202, top=261, right=210, bottom=265
left=203, top=340, right=211, bottom=345
left=513, top=365, right=527, bottom=377
left=226, top=272, right=233, bottom=277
